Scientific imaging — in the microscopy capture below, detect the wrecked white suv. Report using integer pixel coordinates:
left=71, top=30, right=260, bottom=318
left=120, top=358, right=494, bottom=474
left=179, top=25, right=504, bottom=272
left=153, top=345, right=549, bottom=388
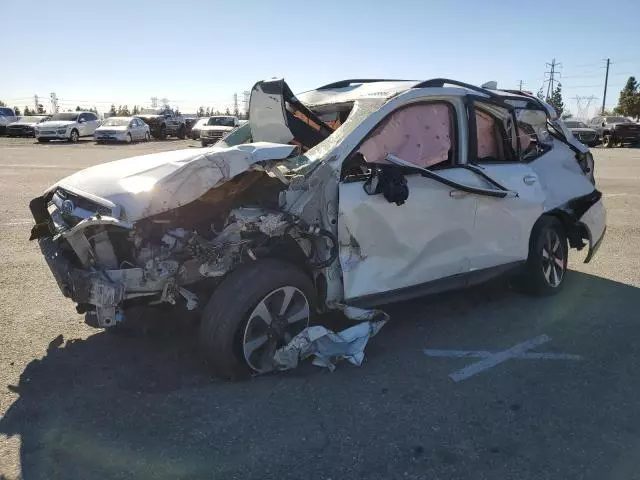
left=29, top=78, right=606, bottom=379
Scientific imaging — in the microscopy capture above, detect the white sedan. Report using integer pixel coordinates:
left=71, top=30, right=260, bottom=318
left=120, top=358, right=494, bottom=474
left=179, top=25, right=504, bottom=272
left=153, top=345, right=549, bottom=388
left=94, top=117, right=150, bottom=144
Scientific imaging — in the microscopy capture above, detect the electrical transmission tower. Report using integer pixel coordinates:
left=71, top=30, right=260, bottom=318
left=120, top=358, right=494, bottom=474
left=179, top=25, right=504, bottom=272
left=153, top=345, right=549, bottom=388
left=233, top=93, right=239, bottom=116
left=161, top=98, right=169, bottom=107
left=572, top=95, right=598, bottom=120
left=50, top=92, right=59, bottom=113
left=544, top=58, right=562, bottom=100
left=243, top=91, right=250, bottom=117
left=34, top=94, right=39, bottom=113
left=151, top=97, right=158, bottom=108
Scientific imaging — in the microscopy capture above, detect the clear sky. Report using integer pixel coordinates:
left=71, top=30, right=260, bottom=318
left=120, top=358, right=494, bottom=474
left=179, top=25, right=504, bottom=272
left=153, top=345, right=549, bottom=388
left=2, top=0, right=639, bottom=118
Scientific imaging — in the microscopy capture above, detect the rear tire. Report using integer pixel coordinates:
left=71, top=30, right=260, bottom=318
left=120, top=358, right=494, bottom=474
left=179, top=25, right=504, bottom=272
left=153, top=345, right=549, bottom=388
left=198, top=259, right=315, bottom=380
left=603, top=134, right=614, bottom=148
left=521, top=216, right=568, bottom=296
left=157, top=124, right=167, bottom=140
left=201, top=140, right=208, bottom=147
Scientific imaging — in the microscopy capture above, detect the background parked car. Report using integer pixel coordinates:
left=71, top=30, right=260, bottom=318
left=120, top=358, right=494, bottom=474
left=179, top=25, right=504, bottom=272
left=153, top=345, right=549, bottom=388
left=184, top=116, right=198, bottom=138
left=137, top=107, right=186, bottom=140
left=189, top=117, right=209, bottom=139
left=35, top=112, right=100, bottom=143
left=6, top=115, right=50, bottom=137
left=588, top=115, right=640, bottom=147
left=563, top=120, right=599, bottom=147
left=95, top=116, right=150, bottom=144
left=200, top=115, right=239, bottom=146
left=0, top=107, right=18, bottom=135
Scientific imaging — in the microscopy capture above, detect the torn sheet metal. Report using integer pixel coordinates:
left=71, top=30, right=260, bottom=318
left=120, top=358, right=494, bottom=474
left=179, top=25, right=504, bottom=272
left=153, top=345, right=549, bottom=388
left=52, top=142, right=297, bottom=222
left=274, top=306, right=388, bottom=371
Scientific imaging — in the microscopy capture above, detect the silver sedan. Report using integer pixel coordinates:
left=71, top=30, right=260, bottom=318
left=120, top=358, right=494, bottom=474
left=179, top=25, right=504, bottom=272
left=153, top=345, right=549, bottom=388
left=94, top=117, right=150, bottom=144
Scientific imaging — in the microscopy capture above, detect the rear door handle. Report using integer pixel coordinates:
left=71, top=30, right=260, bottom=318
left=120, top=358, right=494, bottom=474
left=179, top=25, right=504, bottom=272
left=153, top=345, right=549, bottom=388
left=523, top=174, right=537, bottom=185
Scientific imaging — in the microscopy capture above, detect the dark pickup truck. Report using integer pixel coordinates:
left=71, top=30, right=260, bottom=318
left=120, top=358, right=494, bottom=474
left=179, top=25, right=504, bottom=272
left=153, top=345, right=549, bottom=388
left=588, top=115, right=640, bottom=147
left=137, top=107, right=187, bottom=140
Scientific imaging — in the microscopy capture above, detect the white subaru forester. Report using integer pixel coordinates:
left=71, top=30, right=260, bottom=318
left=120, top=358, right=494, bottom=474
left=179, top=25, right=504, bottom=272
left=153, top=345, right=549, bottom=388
left=29, top=78, right=606, bottom=379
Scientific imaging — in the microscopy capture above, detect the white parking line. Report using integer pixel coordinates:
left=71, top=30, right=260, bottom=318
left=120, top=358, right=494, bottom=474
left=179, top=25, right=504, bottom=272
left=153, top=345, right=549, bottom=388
left=424, top=334, right=583, bottom=382
left=1, top=219, right=32, bottom=226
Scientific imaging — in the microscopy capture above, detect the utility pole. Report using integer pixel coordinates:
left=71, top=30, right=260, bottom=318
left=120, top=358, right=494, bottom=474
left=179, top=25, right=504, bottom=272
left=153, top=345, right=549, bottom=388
left=243, top=90, right=250, bottom=117
left=601, top=58, right=610, bottom=114
left=519, top=80, right=523, bottom=91
left=34, top=94, right=39, bottom=113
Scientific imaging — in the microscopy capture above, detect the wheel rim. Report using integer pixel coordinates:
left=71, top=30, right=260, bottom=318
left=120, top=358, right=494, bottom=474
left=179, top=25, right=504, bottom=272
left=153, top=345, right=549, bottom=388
left=242, top=286, right=310, bottom=373
left=541, top=230, right=564, bottom=288
left=604, top=135, right=612, bottom=147
left=71, top=131, right=78, bottom=142
left=126, top=134, right=132, bottom=143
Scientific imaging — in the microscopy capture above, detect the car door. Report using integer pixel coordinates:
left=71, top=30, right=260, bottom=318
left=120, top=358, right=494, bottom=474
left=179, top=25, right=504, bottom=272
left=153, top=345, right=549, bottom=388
left=129, top=119, right=139, bottom=140
left=338, top=101, right=481, bottom=303
left=465, top=102, right=546, bottom=271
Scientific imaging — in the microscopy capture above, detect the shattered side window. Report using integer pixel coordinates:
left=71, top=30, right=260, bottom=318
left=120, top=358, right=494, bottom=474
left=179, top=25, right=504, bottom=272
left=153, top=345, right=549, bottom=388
left=515, top=108, right=552, bottom=162
left=474, top=103, right=517, bottom=162
left=358, top=103, right=454, bottom=169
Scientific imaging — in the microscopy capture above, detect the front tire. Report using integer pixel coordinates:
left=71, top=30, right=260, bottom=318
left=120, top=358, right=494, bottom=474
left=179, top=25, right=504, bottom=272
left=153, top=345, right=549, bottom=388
left=198, top=259, right=315, bottom=380
left=69, top=129, right=79, bottom=143
left=177, top=125, right=186, bottom=140
left=125, top=133, right=132, bottom=144
left=201, top=140, right=209, bottom=147
left=157, top=124, right=167, bottom=140
left=144, top=132, right=150, bottom=142
left=603, top=133, right=614, bottom=148
left=521, top=217, right=568, bottom=295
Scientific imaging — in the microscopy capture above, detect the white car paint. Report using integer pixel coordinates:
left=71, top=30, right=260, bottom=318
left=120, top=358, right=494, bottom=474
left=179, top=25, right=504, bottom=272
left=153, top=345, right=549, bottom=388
left=36, top=112, right=100, bottom=141
left=51, top=142, right=297, bottom=222
left=95, top=117, right=149, bottom=143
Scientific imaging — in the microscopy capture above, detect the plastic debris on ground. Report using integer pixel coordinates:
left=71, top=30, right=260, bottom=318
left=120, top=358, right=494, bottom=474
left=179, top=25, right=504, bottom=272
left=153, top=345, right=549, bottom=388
left=273, top=306, right=388, bottom=372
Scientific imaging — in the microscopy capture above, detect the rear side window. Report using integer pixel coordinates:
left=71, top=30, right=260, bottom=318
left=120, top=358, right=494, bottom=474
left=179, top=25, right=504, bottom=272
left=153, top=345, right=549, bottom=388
left=358, top=102, right=455, bottom=169
left=473, top=102, right=517, bottom=163
left=0, top=107, right=14, bottom=116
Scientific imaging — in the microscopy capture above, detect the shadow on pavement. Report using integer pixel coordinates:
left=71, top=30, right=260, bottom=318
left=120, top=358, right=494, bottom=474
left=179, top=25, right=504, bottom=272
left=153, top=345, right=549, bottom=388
left=2, top=271, right=640, bottom=479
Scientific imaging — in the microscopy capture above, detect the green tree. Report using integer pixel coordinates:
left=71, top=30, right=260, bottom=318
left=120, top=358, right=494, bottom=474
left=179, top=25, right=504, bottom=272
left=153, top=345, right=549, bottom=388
left=547, top=83, right=564, bottom=116
left=132, top=105, right=139, bottom=115
left=37, top=104, right=46, bottom=114
left=0, top=100, right=6, bottom=107
left=75, top=106, right=81, bottom=111
left=13, top=106, right=21, bottom=116
left=205, top=107, right=211, bottom=116
left=23, top=106, right=32, bottom=115
left=615, top=76, right=640, bottom=119
left=224, top=107, right=231, bottom=116
left=109, top=104, right=117, bottom=116
left=198, top=106, right=205, bottom=117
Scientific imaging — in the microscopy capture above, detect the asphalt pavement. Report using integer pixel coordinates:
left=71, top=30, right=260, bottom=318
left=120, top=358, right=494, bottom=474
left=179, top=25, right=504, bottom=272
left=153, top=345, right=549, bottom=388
left=1, top=138, right=639, bottom=480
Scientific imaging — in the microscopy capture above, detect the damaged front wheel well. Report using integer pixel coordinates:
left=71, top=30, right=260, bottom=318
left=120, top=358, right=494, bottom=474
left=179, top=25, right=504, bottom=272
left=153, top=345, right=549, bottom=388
left=538, top=210, right=587, bottom=250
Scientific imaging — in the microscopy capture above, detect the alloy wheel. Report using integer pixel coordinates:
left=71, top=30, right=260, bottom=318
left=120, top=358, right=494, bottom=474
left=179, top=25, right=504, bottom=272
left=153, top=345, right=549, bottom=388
left=541, top=229, right=565, bottom=288
left=242, top=286, right=310, bottom=373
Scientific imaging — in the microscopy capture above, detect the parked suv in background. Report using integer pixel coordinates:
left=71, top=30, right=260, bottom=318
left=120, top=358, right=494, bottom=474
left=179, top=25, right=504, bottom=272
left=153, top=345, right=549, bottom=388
left=137, top=107, right=186, bottom=140
left=199, top=115, right=239, bottom=146
left=589, top=115, right=640, bottom=147
left=0, top=107, right=18, bottom=135
left=564, top=120, right=599, bottom=147
left=35, top=112, right=100, bottom=143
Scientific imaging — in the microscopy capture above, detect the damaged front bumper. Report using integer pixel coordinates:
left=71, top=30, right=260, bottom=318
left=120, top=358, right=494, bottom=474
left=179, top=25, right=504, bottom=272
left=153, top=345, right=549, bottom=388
left=579, top=197, right=607, bottom=263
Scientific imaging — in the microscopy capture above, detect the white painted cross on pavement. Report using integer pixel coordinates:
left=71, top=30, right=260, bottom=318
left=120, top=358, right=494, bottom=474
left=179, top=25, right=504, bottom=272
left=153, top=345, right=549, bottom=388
left=424, top=335, right=583, bottom=382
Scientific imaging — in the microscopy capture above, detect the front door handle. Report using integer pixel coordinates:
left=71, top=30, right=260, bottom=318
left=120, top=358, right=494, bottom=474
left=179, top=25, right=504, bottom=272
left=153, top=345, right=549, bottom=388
left=450, top=190, right=470, bottom=198
left=523, top=174, right=537, bottom=185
